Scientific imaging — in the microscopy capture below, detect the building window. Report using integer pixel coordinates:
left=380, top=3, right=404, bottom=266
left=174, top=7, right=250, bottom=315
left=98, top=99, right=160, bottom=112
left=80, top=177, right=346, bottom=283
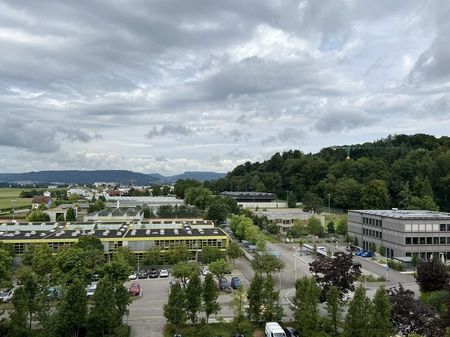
left=379, top=232, right=382, bottom=239
left=433, top=237, right=439, bottom=244
left=427, top=237, right=432, bottom=244
left=447, top=237, right=450, bottom=244
left=413, top=237, right=418, bottom=245
left=447, top=224, right=450, bottom=231
left=440, top=224, right=446, bottom=231
left=440, top=237, right=446, bottom=245
left=420, top=237, right=425, bottom=245
left=406, top=237, right=411, bottom=245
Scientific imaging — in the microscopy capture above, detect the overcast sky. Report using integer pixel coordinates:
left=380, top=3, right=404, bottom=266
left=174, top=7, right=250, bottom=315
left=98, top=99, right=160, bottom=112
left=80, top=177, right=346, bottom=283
left=1, top=1, right=450, bottom=175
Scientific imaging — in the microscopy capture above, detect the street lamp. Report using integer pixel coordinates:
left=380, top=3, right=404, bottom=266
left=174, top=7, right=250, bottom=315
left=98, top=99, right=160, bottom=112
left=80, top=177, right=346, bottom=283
left=11, top=200, right=16, bottom=221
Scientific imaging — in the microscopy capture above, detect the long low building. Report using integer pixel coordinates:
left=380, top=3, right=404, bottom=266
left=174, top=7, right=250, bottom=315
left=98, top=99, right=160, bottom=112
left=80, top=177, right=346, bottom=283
left=348, top=209, right=450, bottom=261
left=254, top=209, right=325, bottom=233
left=0, top=219, right=229, bottom=262
left=105, top=196, right=184, bottom=213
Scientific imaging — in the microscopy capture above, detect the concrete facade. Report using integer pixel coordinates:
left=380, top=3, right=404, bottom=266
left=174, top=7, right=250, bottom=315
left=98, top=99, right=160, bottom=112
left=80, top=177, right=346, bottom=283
left=348, top=209, right=450, bottom=261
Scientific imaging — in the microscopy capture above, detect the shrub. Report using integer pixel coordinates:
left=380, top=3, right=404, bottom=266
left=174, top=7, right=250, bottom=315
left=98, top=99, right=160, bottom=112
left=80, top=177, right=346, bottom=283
left=387, top=260, right=405, bottom=271
left=420, top=290, right=448, bottom=314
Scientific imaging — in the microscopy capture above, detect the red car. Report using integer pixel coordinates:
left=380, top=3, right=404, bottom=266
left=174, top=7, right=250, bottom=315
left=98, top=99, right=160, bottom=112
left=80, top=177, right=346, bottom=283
left=129, top=283, right=141, bottom=296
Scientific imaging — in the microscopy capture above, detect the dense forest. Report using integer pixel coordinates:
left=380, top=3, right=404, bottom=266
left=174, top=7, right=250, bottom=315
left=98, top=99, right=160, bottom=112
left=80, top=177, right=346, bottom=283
left=204, top=134, right=450, bottom=212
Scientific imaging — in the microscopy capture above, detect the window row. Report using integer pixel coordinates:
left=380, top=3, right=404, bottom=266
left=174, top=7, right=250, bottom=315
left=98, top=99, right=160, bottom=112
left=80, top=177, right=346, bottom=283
left=363, top=228, right=383, bottom=239
left=405, top=224, right=450, bottom=232
left=363, top=217, right=382, bottom=227
left=405, top=236, right=450, bottom=245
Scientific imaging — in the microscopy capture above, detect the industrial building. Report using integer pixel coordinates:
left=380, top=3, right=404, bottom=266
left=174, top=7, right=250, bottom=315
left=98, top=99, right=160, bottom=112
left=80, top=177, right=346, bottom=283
left=105, top=196, right=184, bottom=213
left=84, top=208, right=144, bottom=222
left=254, top=209, right=325, bottom=233
left=219, top=191, right=286, bottom=209
left=348, top=209, right=450, bottom=261
left=0, top=219, right=229, bottom=262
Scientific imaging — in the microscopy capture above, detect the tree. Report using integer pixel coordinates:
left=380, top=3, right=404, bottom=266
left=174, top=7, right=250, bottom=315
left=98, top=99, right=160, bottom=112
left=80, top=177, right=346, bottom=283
left=334, top=177, right=362, bottom=210
left=54, top=247, right=93, bottom=285
left=51, top=279, right=87, bottom=337
left=343, top=285, right=371, bottom=337
left=200, top=246, right=223, bottom=264
left=230, top=215, right=254, bottom=239
left=184, top=187, right=212, bottom=210
left=250, top=253, right=285, bottom=276
left=325, top=286, right=341, bottom=335
left=409, top=195, right=439, bottom=211
left=186, top=272, right=202, bottom=324
left=26, top=210, right=50, bottom=222
left=415, top=259, right=449, bottom=292
left=9, top=287, right=31, bottom=337
left=172, top=261, right=199, bottom=287
left=389, top=285, right=443, bottom=336
left=174, top=179, right=202, bottom=199
left=336, top=217, right=348, bottom=236
left=87, top=277, right=121, bottom=337
left=165, top=244, right=190, bottom=265
left=247, top=273, right=264, bottom=324
left=75, top=236, right=105, bottom=275
left=142, top=207, right=153, bottom=218
left=66, top=207, right=76, bottom=221
left=307, top=216, right=325, bottom=237
left=209, top=259, right=231, bottom=282
left=287, top=191, right=297, bottom=208
left=0, top=249, right=12, bottom=288
left=309, top=253, right=361, bottom=300
left=15, top=267, right=50, bottom=331
left=361, top=180, right=390, bottom=209
left=327, top=221, right=335, bottom=234
left=303, top=192, right=323, bottom=214
left=114, top=246, right=136, bottom=267
left=30, top=244, right=55, bottom=277
left=206, top=197, right=230, bottom=223
left=232, top=286, right=248, bottom=333
left=202, top=273, right=220, bottom=323
left=290, top=220, right=308, bottom=238
left=226, top=242, right=243, bottom=265
left=369, top=287, right=393, bottom=337
left=102, top=255, right=133, bottom=284
left=143, top=247, right=162, bottom=266
left=261, top=275, right=283, bottom=322
left=293, top=277, right=321, bottom=336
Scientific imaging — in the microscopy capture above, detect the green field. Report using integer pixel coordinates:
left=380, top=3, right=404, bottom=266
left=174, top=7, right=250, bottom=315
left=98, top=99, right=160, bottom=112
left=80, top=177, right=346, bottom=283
left=0, top=188, right=38, bottom=210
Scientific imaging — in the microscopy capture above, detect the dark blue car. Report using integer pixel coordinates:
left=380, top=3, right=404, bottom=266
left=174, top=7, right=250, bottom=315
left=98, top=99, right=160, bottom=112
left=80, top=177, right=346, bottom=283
left=231, top=276, right=241, bottom=289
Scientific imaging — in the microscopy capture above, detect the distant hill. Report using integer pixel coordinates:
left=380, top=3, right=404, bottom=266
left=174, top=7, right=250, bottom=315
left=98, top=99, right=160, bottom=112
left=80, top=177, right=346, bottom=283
left=0, top=170, right=226, bottom=185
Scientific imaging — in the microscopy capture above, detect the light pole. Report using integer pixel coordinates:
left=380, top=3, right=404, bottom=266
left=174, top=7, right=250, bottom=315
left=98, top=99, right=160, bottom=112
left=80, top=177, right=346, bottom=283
left=11, top=200, right=16, bottom=221
left=327, top=194, right=331, bottom=213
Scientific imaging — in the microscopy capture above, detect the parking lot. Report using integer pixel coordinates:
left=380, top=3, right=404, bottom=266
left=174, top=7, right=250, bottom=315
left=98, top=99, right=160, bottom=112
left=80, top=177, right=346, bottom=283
left=124, top=266, right=251, bottom=337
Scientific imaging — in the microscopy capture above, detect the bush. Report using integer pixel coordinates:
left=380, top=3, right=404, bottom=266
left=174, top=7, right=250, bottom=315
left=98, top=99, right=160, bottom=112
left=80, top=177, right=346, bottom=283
left=420, top=290, right=448, bottom=314
left=387, top=260, right=405, bottom=271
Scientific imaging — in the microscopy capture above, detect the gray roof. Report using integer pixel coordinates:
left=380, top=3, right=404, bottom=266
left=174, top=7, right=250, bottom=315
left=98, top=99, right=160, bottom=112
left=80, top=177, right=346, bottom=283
left=350, top=209, right=450, bottom=220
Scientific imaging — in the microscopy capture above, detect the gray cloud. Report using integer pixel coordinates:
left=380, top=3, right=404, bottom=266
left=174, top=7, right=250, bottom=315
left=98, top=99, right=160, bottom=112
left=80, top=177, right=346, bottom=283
left=1, top=1, right=450, bottom=173
left=146, top=124, right=194, bottom=139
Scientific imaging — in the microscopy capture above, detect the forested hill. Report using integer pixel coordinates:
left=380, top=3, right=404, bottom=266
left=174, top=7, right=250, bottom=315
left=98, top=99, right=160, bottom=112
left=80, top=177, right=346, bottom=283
left=208, top=134, right=450, bottom=212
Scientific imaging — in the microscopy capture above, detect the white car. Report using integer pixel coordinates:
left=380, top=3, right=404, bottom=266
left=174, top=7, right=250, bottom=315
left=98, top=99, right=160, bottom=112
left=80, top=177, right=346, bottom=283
left=86, top=283, right=97, bottom=298
left=159, top=268, right=169, bottom=278
left=128, top=273, right=137, bottom=280
left=201, top=266, right=210, bottom=276
left=0, top=289, right=14, bottom=303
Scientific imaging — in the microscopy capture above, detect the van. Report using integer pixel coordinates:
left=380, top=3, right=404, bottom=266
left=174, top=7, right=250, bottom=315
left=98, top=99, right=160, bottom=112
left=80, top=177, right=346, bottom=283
left=265, top=322, right=286, bottom=337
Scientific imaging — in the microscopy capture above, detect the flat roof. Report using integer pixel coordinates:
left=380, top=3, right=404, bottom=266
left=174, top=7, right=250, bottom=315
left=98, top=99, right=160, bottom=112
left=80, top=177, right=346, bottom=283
left=350, top=209, right=450, bottom=220
left=0, top=220, right=226, bottom=241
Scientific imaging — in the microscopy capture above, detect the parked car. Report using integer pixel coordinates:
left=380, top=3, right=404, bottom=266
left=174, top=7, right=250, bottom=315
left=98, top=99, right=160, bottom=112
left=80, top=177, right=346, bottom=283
left=148, top=268, right=159, bottom=278
left=355, top=250, right=366, bottom=256
left=231, top=276, right=241, bottom=289
left=265, top=322, right=286, bottom=337
left=159, top=268, right=169, bottom=278
left=138, top=271, right=148, bottom=279
left=361, top=251, right=374, bottom=258
left=219, top=277, right=232, bottom=292
left=128, top=272, right=137, bottom=280
left=129, top=283, right=141, bottom=296
left=91, top=274, right=99, bottom=282
left=201, top=266, right=210, bottom=276
left=283, top=327, right=299, bottom=337
left=0, top=289, right=14, bottom=303
left=47, top=286, right=61, bottom=300
left=86, top=283, right=97, bottom=298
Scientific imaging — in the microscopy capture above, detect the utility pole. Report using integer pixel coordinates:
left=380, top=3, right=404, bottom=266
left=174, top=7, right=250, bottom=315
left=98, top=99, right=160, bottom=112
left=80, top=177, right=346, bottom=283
left=11, top=199, right=16, bottom=221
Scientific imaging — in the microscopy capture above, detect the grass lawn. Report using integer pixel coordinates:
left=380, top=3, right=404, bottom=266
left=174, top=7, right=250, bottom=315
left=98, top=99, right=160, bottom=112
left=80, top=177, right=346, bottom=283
left=0, top=188, right=35, bottom=210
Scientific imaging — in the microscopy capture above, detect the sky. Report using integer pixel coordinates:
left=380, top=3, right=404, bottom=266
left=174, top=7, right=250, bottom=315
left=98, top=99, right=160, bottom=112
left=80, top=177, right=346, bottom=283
left=1, top=0, right=450, bottom=175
